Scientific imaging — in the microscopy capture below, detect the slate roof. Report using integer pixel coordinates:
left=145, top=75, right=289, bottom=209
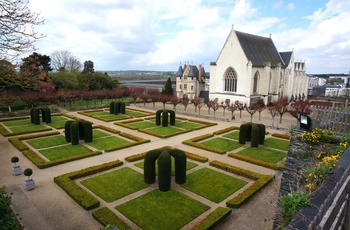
left=175, top=65, right=184, bottom=77
left=280, top=51, right=292, bottom=67
left=235, top=30, right=284, bottom=67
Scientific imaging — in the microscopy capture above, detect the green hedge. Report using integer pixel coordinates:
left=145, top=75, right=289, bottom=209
left=213, top=126, right=239, bottom=135
left=228, top=152, right=285, bottom=171
left=158, top=148, right=172, bottom=191
left=170, top=149, right=187, bottom=184
left=54, top=160, right=123, bottom=210
left=271, top=133, right=291, bottom=140
left=92, top=207, right=130, bottom=230
left=209, top=160, right=274, bottom=208
left=191, top=207, right=231, bottom=230
left=250, top=123, right=259, bottom=147
left=144, top=149, right=161, bottom=184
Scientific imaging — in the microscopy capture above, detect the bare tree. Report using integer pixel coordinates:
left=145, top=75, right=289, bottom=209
left=0, top=0, right=45, bottom=59
left=51, top=50, right=82, bottom=71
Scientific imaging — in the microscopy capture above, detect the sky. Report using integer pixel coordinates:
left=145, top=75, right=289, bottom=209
left=28, top=0, right=350, bottom=74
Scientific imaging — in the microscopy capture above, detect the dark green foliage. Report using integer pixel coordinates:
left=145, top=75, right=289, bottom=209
left=0, top=186, right=19, bottom=230
left=70, top=121, right=80, bottom=145
left=11, top=156, right=19, bottom=164
left=64, top=120, right=74, bottom=142
left=78, top=120, right=85, bottom=140
left=246, top=123, right=252, bottom=142
left=109, top=102, right=115, bottom=114
left=82, top=121, right=93, bottom=143
left=114, top=102, right=120, bottom=115
left=158, top=148, right=171, bottom=191
left=239, top=124, right=248, bottom=144
left=250, top=124, right=260, bottom=147
left=120, top=102, right=126, bottom=114
left=41, top=108, right=51, bottom=123
left=30, top=108, right=35, bottom=123
left=169, top=110, right=176, bottom=125
left=162, top=110, right=168, bottom=127
left=144, top=149, right=161, bottom=184
left=33, top=108, right=40, bottom=125
left=170, top=149, right=186, bottom=184
left=257, top=124, right=266, bottom=145
left=24, top=168, right=33, bottom=180
left=161, top=77, right=173, bottom=95
left=155, top=110, right=162, bottom=126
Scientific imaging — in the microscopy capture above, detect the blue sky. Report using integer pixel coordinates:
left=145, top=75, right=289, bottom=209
left=28, top=0, right=350, bottom=74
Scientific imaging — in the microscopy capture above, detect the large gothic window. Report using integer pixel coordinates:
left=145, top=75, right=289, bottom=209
left=224, top=68, right=237, bottom=92
left=253, top=72, right=259, bottom=94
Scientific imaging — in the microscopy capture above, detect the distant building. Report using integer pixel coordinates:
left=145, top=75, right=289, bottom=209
left=209, top=28, right=308, bottom=105
left=175, top=63, right=208, bottom=99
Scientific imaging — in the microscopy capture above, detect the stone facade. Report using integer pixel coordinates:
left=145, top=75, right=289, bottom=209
left=209, top=28, right=308, bottom=106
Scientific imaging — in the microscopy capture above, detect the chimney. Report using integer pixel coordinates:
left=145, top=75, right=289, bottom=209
left=198, top=64, right=202, bottom=82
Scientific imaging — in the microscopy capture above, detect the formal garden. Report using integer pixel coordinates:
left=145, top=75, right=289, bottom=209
left=0, top=105, right=292, bottom=229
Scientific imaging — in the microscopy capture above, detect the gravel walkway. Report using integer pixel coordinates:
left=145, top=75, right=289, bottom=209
left=0, top=103, right=294, bottom=230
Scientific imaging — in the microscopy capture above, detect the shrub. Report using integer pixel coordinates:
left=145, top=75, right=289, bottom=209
left=70, top=121, right=80, bottom=145
left=257, top=124, right=266, bottom=145
left=41, top=107, right=51, bottom=123
left=158, top=148, right=171, bottom=191
left=272, top=133, right=291, bottom=140
left=250, top=123, right=260, bottom=147
left=144, top=149, right=161, bottom=184
left=239, top=123, right=248, bottom=144
left=24, top=168, right=33, bottom=180
left=162, top=110, right=169, bottom=127
left=81, top=120, right=93, bottom=143
left=191, top=207, right=231, bottom=230
left=0, top=186, right=19, bottom=229
left=11, top=156, right=19, bottom=166
left=64, top=120, right=74, bottom=142
left=169, top=110, right=175, bottom=125
left=155, top=110, right=162, bottom=126
left=109, top=101, right=115, bottom=114
left=92, top=207, right=130, bottom=230
left=120, top=102, right=126, bottom=114
left=170, top=149, right=186, bottom=184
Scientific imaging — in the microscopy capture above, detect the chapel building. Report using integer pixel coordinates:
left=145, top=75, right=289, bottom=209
left=209, top=28, right=308, bottom=106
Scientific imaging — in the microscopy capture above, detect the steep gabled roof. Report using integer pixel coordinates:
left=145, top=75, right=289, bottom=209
left=175, top=65, right=184, bottom=77
left=235, top=30, right=284, bottom=67
left=280, top=51, right=292, bottom=67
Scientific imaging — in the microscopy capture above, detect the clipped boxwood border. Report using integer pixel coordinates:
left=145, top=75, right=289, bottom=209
left=228, top=152, right=286, bottom=171
left=191, top=207, right=231, bottom=230
left=92, top=207, right=131, bottom=230
left=54, top=160, right=123, bottom=210
left=271, top=133, right=291, bottom=140
left=213, top=126, right=239, bottom=135
left=209, top=160, right=274, bottom=208
left=79, top=107, right=153, bottom=122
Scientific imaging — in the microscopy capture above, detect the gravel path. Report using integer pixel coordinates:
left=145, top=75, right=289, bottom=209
left=0, top=103, right=293, bottom=230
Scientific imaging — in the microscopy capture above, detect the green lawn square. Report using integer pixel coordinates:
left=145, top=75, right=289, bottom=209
left=81, top=167, right=148, bottom=202
left=39, top=144, right=93, bottom=161
left=27, top=135, right=67, bottom=149
left=146, top=126, right=184, bottom=136
left=200, top=137, right=242, bottom=152
left=86, top=136, right=131, bottom=150
left=124, top=109, right=149, bottom=117
left=127, top=120, right=155, bottom=129
left=222, top=131, right=240, bottom=140
left=115, top=189, right=210, bottom=230
left=47, top=116, right=71, bottom=129
left=263, top=138, right=290, bottom=151
left=174, top=121, right=204, bottom=130
left=181, top=168, right=248, bottom=203
left=237, top=147, right=287, bottom=163
left=134, top=158, right=198, bottom=176
left=93, top=129, right=111, bottom=139
left=9, top=124, right=49, bottom=133
left=2, top=119, right=30, bottom=127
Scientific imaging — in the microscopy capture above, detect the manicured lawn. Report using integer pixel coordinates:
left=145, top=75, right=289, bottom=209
left=134, top=158, right=198, bottom=175
left=81, top=167, right=148, bottom=202
left=27, top=135, right=67, bottom=149
left=174, top=121, right=204, bottom=130
left=39, top=144, right=93, bottom=161
left=9, top=124, right=49, bottom=133
left=263, top=138, right=290, bottom=151
left=127, top=120, right=155, bottom=129
left=93, top=129, right=111, bottom=139
left=2, top=119, right=30, bottom=127
left=181, top=168, right=248, bottom=203
left=223, top=131, right=240, bottom=140
left=237, top=147, right=287, bottom=163
left=47, top=116, right=71, bottom=129
left=200, top=137, right=242, bottom=152
left=115, top=189, right=210, bottom=230
left=147, top=126, right=185, bottom=136
left=87, top=136, right=131, bottom=150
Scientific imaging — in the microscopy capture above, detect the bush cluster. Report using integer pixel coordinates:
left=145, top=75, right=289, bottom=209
left=239, top=123, right=265, bottom=147
left=65, top=120, right=93, bottom=145
left=110, top=101, right=126, bottom=115
left=30, top=107, right=51, bottom=125
left=191, top=207, right=231, bottom=230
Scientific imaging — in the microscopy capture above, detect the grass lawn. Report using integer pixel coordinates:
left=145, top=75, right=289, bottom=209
left=181, top=168, right=248, bottom=203
left=134, top=158, right=198, bottom=176
left=174, top=121, right=204, bottom=130
left=222, top=131, right=240, bottom=140
left=127, top=120, right=155, bottom=129
left=115, top=189, right=210, bottom=230
left=263, top=138, right=290, bottom=151
left=27, top=135, right=67, bottom=149
left=200, top=137, right=243, bottom=152
left=93, top=129, right=111, bottom=139
left=87, top=136, right=131, bottom=150
left=237, top=147, right=287, bottom=163
left=39, top=144, right=93, bottom=161
left=2, top=119, right=30, bottom=127
left=9, top=124, right=49, bottom=133
left=146, top=126, right=185, bottom=136
left=81, top=167, right=148, bottom=202
left=47, top=116, right=71, bottom=129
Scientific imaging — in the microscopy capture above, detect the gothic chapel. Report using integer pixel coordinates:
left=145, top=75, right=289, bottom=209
left=209, top=28, right=308, bottom=106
